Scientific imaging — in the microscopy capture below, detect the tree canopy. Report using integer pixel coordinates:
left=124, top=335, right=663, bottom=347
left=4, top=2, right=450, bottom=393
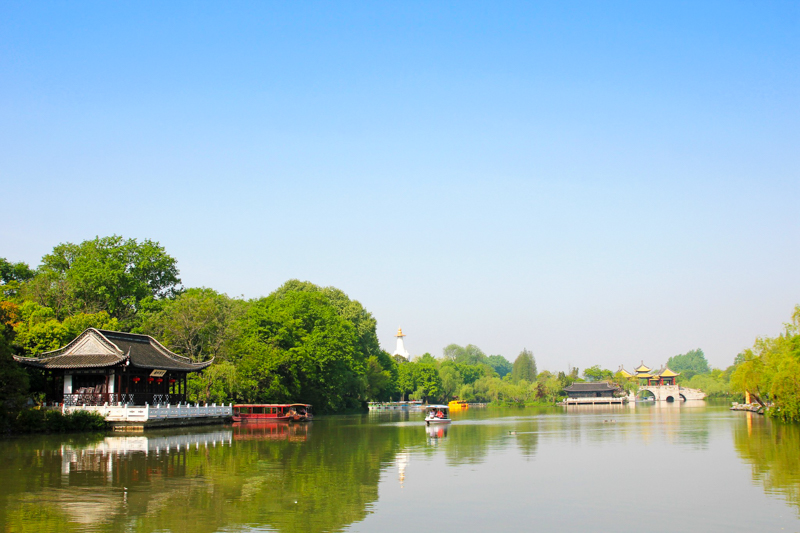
left=731, top=306, right=800, bottom=421
left=511, top=349, right=537, bottom=383
left=667, top=349, right=711, bottom=376
left=26, top=236, right=181, bottom=325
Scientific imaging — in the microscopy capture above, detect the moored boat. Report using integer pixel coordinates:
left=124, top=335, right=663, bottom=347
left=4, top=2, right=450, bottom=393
left=424, top=405, right=451, bottom=426
left=232, top=404, right=313, bottom=423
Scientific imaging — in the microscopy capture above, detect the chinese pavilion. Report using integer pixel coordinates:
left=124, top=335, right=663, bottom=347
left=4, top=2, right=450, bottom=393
left=563, top=382, right=621, bottom=398
left=631, top=361, right=680, bottom=386
left=14, top=328, right=212, bottom=406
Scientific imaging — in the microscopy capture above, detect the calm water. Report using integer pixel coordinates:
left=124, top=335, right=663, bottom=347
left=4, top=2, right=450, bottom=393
left=1, top=403, right=799, bottom=532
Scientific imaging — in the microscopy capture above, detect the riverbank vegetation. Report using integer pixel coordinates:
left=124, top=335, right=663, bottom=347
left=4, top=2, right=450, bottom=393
left=730, top=306, right=800, bottom=422
left=2, top=236, right=799, bottom=424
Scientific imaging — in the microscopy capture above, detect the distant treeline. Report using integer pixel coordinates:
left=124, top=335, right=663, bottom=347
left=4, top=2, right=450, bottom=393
left=1, top=236, right=799, bottom=425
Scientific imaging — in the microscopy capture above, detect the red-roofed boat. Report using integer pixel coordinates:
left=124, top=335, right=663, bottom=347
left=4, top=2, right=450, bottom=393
left=232, top=404, right=313, bottom=423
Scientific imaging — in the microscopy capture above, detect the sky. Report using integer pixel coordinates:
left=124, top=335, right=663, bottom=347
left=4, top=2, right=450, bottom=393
left=1, top=1, right=798, bottom=372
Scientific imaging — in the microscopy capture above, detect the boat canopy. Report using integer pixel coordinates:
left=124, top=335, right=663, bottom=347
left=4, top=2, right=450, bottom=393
left=426, top=405, right=449, bottom=410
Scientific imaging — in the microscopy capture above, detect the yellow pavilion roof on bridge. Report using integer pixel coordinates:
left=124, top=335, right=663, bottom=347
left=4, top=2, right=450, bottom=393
left=634, top=362, right=651, bottom=373
left=656, top=367, right=680, bottom=377
left=617, top=367, right=633, bottom=378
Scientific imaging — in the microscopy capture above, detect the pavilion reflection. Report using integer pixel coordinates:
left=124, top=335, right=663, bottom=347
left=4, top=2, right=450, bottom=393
left=0, top=420, right=405, bottom=533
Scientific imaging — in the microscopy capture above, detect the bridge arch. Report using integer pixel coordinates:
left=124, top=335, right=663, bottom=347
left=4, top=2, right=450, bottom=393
left=665, top=395, right=675, bottom=403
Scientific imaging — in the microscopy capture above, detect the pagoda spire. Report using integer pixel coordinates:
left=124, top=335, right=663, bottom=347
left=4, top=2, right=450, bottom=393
left=393, top=327, right=410, bottom=360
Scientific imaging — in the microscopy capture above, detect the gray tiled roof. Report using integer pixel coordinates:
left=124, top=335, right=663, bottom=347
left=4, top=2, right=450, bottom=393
left=13, top=328, right=212, bottom=372
left=563, top=382, right=621, bottom=392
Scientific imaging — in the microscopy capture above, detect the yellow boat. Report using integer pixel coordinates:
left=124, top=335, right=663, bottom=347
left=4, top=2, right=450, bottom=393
left=448, top=400, right=469, bottom=411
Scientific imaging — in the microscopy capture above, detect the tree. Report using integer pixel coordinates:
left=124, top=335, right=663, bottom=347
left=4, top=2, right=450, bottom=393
left=29, top=236, right=181, bottom=324
left=731, top=305, right=800, bottom=419
left=12, top=302, right=118, bottom=356
left=543, top=375, right=562, bottom=404
left=138, top=288, right=245, bottom=362
left=487, top=354, right=512, bottom=378
left=188, top=360, right=238, bottom=404
left=416, top=353, right=437, bottom=365
left=583, top=365, right=613, bottom=382
left=456, top=363, right=486, bottom=385
left=0, top=323, right=29, bottom=430
left=511, top=349, right=537, bottom=383
left=236, top=288, right=364, bottom=412
left=413, top=364, right=442, bottom=401
left=397, top=362, right=417, bottom=401
left=0, top=258, right=35, bottom=300
left=364, top=353, right=396, bottom=401
left=439, top=363, right=463, bottom=400
left=668, top=349, right=711, bottom=375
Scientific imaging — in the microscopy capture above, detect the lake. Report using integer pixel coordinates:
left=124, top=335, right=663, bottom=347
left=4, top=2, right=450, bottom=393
left=1, top=402, right=798, bottom=532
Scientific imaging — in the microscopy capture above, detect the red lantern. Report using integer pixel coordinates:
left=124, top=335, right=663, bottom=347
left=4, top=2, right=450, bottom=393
left=148, top=377, right=154, bottom=383
left=169, top=379, right=176, bottom=384
left=132, top=377, right=140, bottom=383
left=156, top=378, right=163, bottom=384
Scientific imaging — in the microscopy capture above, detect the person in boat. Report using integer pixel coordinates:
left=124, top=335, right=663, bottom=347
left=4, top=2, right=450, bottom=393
left=436, top=410, right=444, bottom=419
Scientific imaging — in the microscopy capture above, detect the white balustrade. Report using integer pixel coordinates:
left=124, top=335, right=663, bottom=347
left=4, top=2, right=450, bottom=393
left=62, top=402, right=233, bottom=422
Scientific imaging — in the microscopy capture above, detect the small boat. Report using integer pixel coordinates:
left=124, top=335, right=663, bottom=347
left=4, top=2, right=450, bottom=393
left=232, top=404, right=313, bottom=423
left=287, top=403, right=313, bottom=422
left=424, top=405, right=452, bottom=426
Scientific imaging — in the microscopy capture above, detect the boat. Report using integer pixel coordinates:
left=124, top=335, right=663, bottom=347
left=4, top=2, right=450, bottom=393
left=232, top=404, right=313, bottom=423
left=287, top=403, right=313, bottom=422
left=424, top=404, right=451, bottom=426
left=448, top=400, right=469, bottom=411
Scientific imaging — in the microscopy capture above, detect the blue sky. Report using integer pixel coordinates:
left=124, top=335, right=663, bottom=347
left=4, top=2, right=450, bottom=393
left=2, top=1, right=798, bottom=371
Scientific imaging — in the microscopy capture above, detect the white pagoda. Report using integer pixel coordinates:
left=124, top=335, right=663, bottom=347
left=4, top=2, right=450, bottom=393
left=393, top=327, right=410, bottom=360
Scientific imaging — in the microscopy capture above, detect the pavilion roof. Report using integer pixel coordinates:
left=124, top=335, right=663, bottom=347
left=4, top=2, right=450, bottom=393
left=13, top=328, right=212, bottom=372
left=655, top=366, right=680, bottom=377
left=563, top=382, right=621, bottom=393
left=634, top=362, right=651, bottom=372
left=617, top=366, right=633, bottom=378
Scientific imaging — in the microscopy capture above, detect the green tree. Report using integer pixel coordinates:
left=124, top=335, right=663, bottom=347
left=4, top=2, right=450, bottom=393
left=0, top=258, right=35, bottom=300
left=397, top=361, right=417, bottom=401
left=12, top=302, right=118, bottom=356
left=0, top=323, right=29, bottom=430
left=413, top=364, right=442, bottom=402
left=188, top=360, right=238, bottom=404
left=439, top=363, right=463, bottom=400
left=416, top=352, right=437, bottom=365
left=731, top=305, right=800, bottom=419
left=236, top=288, right=364, bottom=412
left=583, top=365, right=613, bottom=382
left=138, top=288, right=245, bottom=362
left=28, top=236, right=181, bottom=324
left=456, top=363, right=486, bottom=385
left=486, top=354, right=512, bottom=378
left=668, top=349, right=711, bottom=375
left=364, top=353, right=397, bottom=401
left=511, top=349, right=537, bottom=383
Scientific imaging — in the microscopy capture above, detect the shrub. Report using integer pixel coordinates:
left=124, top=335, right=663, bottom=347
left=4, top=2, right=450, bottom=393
left=11, top=408, right=107, bottom=434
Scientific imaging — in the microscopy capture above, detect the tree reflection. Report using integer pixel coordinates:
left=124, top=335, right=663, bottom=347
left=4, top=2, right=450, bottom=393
left=0, top=420, right=414, bottom=533
left=733, top=413, right=800, bottom=515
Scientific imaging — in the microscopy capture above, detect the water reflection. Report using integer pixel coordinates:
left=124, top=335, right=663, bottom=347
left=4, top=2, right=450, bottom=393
left=0, top=421, right=402, bottom=533
left=425, top=424, right=448, bottom=445
left=2, top=406, right=799, bottom=532
left=733, top=413, right=800, bottom=515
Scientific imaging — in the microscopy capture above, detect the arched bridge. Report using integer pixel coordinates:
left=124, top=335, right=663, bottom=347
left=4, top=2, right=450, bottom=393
left=638, top=385, right=706, bottom=402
